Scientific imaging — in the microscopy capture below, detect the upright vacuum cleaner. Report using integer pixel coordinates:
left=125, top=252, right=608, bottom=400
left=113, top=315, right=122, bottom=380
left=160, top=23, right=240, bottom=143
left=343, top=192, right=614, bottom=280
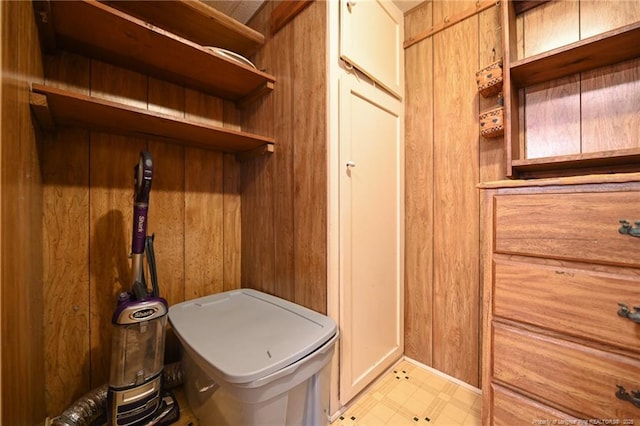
left=107, top=151, right=179, bottom=426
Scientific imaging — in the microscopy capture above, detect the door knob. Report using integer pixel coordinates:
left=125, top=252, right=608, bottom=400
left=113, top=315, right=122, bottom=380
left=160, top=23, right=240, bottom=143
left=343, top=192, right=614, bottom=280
left=346, top=161, right=356, bottom=168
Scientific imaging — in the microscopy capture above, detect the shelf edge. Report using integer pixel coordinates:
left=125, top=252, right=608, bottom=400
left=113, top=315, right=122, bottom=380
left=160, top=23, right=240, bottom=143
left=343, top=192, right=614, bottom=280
left=510, top=21, right=640, bottom=87
left=30, top=83, right=275, bottom=153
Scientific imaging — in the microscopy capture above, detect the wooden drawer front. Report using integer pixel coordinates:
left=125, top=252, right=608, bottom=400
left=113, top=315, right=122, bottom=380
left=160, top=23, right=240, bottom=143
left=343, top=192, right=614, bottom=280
left=493, top=323, right=640, bottom=420
left=494, top=257, right=640, bottom=351
left=494, top=192, right=640, bottom=268
left=492, top=384, right=579, bottom=425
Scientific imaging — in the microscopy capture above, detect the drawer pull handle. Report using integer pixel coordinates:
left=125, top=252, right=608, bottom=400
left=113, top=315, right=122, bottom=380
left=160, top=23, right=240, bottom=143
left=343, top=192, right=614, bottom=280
left=618, top=219, right=640, bottom=237
left=618, top=303, right=640, bottom=324
left=616, top=385, right=640, bottom=409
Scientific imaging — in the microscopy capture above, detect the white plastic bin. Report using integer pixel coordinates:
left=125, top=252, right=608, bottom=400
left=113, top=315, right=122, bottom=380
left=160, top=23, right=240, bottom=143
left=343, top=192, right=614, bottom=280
left=168, top=289, right=338, bottom=426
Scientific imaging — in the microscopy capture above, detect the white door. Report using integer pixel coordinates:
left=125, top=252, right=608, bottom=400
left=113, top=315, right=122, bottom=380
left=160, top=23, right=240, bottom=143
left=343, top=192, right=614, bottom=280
left=339, top=76, right=404, bottom=404
left=340, top=0, right=404, bottom=97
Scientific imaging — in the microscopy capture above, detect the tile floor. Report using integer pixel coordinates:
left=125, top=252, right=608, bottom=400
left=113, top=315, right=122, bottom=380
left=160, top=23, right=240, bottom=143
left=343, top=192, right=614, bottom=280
left=331, top=359, right=482, bottom=426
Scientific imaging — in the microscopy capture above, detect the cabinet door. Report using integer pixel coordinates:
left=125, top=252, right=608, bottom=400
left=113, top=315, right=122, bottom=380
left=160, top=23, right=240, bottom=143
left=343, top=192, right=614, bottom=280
left=340, top=0, right=403, bottom=97
left=339, top=76, right=404, bottom=404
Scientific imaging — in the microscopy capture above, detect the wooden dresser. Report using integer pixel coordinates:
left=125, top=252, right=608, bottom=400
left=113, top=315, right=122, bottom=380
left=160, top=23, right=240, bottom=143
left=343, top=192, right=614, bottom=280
left=480, top=174, right=640, bottom=425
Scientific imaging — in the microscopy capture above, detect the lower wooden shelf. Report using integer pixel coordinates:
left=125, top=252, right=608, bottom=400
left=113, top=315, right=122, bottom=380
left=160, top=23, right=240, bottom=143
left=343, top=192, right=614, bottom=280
left=30, top=83, right=274, bottom=161
left=511, top=148, right=640, bottom=178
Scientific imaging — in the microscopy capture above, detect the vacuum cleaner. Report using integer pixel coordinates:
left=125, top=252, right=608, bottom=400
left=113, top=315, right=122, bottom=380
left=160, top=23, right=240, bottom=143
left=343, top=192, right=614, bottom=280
left=106, top=151, right=179, bottom=426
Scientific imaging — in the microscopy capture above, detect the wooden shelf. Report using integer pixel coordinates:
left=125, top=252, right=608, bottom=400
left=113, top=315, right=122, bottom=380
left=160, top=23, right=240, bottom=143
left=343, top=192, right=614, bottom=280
left=101, top=0, right=264, bottom=57
left=502, top=0, right=640, bottom=178
left=30, top=83, right=274, bottom=159
left=33, top=0, right=275, bottom=106
left=510, top=21, right=640, bottom=86
left=512, top=148, right=640, bottom=178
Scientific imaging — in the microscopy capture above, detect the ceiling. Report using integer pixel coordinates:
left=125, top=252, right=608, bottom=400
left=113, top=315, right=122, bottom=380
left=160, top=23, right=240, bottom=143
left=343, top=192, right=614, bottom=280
left=204, top=1, right=425, bottom=24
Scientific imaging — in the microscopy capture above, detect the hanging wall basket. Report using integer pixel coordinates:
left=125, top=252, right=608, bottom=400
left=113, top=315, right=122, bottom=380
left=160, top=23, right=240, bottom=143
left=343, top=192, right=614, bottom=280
left=479, top=106, right=504, bottom=138
left=476, top=60, right=503, bottom=98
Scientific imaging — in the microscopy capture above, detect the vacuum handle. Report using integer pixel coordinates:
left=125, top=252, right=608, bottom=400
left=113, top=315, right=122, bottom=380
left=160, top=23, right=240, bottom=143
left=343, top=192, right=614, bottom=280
left=131, top=151, right=153, bottom=300
left=131, top=152, right=153, bottom=254
left=132, top=205, right=148, bottom=254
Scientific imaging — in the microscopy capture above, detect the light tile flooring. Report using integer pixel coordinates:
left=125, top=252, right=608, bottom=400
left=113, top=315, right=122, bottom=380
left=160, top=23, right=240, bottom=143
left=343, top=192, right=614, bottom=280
left=331, top=359, right=482, bottom=426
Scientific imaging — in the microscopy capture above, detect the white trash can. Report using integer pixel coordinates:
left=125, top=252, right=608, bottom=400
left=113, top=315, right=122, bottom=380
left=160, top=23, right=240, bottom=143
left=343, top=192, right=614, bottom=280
left=168, top=289, right=338, bottom=426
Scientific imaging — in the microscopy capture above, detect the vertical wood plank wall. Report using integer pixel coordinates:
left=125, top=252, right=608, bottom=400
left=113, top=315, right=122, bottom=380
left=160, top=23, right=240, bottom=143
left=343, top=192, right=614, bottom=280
left=1, top=1, right=46, bottom=424
left=404, top=0, right=505, bottom=387
left=404, top=0, right=640, bottom=388
left=241, top=1, right=328, bottom=314
left=41, top=56, right=242, bottom=417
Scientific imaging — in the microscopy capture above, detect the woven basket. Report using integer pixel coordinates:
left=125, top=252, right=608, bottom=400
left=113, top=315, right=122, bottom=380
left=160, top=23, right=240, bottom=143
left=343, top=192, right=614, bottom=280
left=476, top=60, right=503, bottom=98
left=479, top=106, right=504, bottom=138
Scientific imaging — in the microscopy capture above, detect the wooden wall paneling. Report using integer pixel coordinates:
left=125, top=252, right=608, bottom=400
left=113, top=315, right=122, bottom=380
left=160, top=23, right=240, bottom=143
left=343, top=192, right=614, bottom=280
left=1, top=1, right=46, bottom=423
left=42, top=52, right=91, bottom=418
left=241, top=0, right=327, bottom=312
left=240, top=154, right=276, bottom=294
left=223, top=101, right=242, bottom=292
left=88, top=61, right=148, bottom=388
left=580, top=0, right=640, bottom=155
left=524, top=76, right=581, bottom=159
left=223, top=152, right=241, bottom=291
left=42, top=127, right=91, bottom=416
left=404, top=1, right=431, bottom=41
left=478, top=3, right=505, bottom=183
left=147, top=78, right=186, bottom=307
left=271, top=18, right=295, bottom=303
left=270, top=0, right=314, bottom=35
left=521, top=2, right=581, bottom=160
left=432, top=0, right=475, bottom=27
left=432, top=10, right=480, bottom=386
left=184, top=89, right=225, bottom=300
left=242, top=1, right=277, bottom=297
left=522, top=1, right=579, bottom=58
left=246, top=0, right=296, bottom=302
left=403, top=3, right=434, bottom=366
left=183, top=147, right=224, bottom=299
left=579, top=0, right=640, bottom=39
left=477, top=1, right=505, bottom=390
left=581, top=59, right=640, bottom=153
left=292, top=1, right=327, bottom=314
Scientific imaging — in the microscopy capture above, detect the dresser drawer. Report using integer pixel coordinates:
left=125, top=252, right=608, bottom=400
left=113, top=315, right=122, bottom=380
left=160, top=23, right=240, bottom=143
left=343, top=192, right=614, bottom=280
left=494, top=192, right=640, bottom=268
left=493, top=323, right=640, bottom=421
left=494, top=257, right=640, bottom=352
left=492, top=384, right=579, bottom=425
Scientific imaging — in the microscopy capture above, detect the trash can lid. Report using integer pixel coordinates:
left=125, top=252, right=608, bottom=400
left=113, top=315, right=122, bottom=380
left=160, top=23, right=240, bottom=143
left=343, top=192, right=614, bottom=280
left=168, top=289, right=337, bottom=384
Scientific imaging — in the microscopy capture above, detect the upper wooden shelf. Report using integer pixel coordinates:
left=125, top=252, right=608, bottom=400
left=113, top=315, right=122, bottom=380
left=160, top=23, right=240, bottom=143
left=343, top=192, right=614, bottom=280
left=33, top=0, right=275, bottom=106
left=101, top=0, right=264, bottom=57
left=30, top=83, right=275, bottom=159
left=510, top=21, right=640, bottom=87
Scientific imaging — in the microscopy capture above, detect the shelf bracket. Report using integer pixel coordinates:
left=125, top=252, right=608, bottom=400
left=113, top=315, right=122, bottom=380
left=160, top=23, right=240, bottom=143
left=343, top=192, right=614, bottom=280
left=29, top=92, right=56, bottom=131
left=237, top=82, right=275, bottom=109
left=32, top=0, right=57, bottom=52
left=235, top=143, right=274, bottom=162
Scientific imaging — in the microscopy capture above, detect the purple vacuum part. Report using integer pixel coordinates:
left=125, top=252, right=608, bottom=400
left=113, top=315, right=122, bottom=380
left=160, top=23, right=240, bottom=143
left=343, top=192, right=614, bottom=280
left=130, top=151, right=154, bottom=300
left=131, top=152, right=153, bottom=256
left=132, top=205, right=148, bottom=255
left=112, top=295, right=168, bottom=325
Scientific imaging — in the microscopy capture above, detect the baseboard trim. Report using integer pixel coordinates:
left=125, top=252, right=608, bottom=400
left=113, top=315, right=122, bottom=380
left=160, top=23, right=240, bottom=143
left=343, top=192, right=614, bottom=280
left=403, top=356, right=482, bottom=395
